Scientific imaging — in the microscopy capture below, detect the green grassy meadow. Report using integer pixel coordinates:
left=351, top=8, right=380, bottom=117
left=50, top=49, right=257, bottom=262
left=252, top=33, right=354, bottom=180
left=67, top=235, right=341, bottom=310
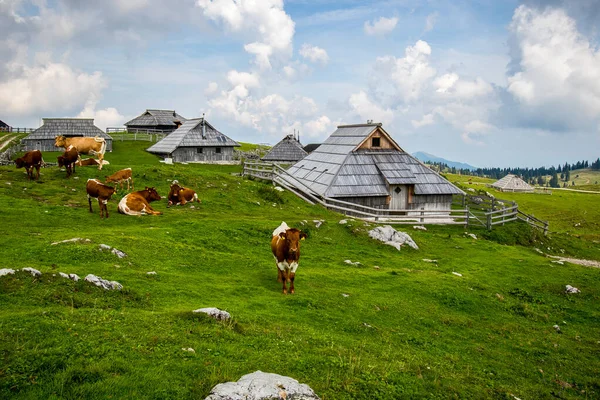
left=1, top=142, right=599, bottom=399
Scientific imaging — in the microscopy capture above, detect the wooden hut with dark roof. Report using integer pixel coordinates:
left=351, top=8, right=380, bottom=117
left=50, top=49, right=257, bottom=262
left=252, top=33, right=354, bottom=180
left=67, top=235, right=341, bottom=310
left=0, top=119, right=10, bottom=132
left=262, top=134, right=307, bottom=163
left=23, top=118, right=112, bottom=152
left=124, top=109, right=187, bottom=133
left=285, top=122, right=464, bottom=211
left=491, top=174, right=533, bottom=192
left=146, top=118, right=240, bottom=163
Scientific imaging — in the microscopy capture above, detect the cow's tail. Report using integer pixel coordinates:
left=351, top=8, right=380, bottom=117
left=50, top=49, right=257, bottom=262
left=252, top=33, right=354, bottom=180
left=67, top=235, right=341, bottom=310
left=98, top=138, right=107, bottom=155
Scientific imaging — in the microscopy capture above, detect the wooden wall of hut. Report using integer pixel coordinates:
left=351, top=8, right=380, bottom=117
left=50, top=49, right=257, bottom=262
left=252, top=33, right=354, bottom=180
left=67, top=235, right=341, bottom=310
left=408, top=194, right=453, bottom=211
left=335, top=196, right=388, bottom=209
left=172, top=147, right=235, bottom=163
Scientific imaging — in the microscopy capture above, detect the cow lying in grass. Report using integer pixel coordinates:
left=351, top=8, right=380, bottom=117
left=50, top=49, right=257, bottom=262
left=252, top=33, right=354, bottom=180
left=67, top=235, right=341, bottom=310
left=167, top=180, right=200, bottom=207
left=77, top=158, right=109, bottom=167
left=106, top=168, right=133, bottom=191
left=57, top=147, right=78, bottom=177
left=271, top=221, right=307, bottom=294
left=54, top=135, right=106, bottom=170
left=15, top=150, right=44, bottom=180
left=118, top=187, right=162, bottom=216
left=86, top=179, right=116, bottom=219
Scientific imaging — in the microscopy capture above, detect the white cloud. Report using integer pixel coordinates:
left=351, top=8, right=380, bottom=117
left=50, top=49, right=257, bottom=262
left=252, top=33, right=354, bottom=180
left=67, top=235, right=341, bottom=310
left=507, top=5, right=600, bottom=129
left=364, top=16, right=398, bottom=36
left=205, top=81, right=219, bottom=96
left=411, top=113, right=435, bottom=128
left=299, top=44, right=329, bottom=65
left=196, top=0, right=295, bottom=69
left=425, top=12, right=438, bottom=32
left=434, top=73, right=493, bottom=99
left=303, top=115, right=332, bottom=137
left=78, top=96, right=127, bottom=131
left=348, top=91, right=394, bottom=125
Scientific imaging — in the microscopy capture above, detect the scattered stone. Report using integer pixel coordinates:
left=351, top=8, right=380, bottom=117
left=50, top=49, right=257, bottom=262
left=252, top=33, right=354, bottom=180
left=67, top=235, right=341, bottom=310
left=274, top=186, right=284, bottom=192
left=465, top=233, right=477, bottom=240
left=205, top=371, right=320, bottom=400
left=182, top=347, right=195, bottom=353
left=339, top=219, right=347, bottom=225
left=71, top=189, right=76, bottom=192
left=344, top=260, right=361, bottom=266
left=51, top=238, right=91, bottom=246
left=413, top=225, right=427, bottom=231
left=99, top=244, right=111, bottom=251
left=193, top=307, right=231, bottom=321
left=341, top=293, right=350, bottom=298
left=553, top=324, right=562, bottom=334
left=0, top=268, right=15, bottom=277
left=190, top=206, right=195, bottom=209
left=255, top=202, right=260, bottom=206
left=363, top=322, right=372, bottom=328
left=534, top=248, right=543, bottom=254
left=496, top=293, right=504, bottom=301
left=59, top=272, right=80, bottom=282
left=84, top=274, right=123, bottom=290
left=99, top=244, right=128, bottom=258
left=452, top=272, right=463, bottom=277
left=147, top=271, right=157, bottom=275
left=368, top=225, right=418, bottom=250
left=422, top=259, right=437, bottom=263
left=373, top=266, right=380, bottom=270
left=565, top=285, right=580, bottom=294
left=313, top=220, right=324, bottom=228
left=5, top=182, right=11, bottom=185
left=22, top=267, right=41, bottom=277
left=467, top=188, right=475, bottom=192
left=551, top=261, right=564, bottom=265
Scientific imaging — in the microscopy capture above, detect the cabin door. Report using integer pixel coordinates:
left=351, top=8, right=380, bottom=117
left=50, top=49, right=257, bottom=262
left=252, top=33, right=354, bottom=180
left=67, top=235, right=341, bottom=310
left=390, top=185, right=408, bottom=210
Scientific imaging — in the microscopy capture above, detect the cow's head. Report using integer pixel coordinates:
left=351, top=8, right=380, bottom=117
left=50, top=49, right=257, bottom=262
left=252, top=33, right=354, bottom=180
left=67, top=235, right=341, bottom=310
left=145, top=187, right=162, bottom=202
left=169, top=183, right=182, bottom=197
left=54, top=136, right=66, bottom=148
left=279, top=228, right=307, bottom=257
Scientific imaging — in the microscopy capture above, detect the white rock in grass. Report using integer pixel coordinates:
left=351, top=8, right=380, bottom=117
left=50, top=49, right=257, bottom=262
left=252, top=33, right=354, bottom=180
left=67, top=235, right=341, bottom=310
left=452, top=272, right=463, bottom=277
left=344, top=260, right=360, bottom=266
left=413, top=225, right=427, bottom=231
left=313, top=220, right=324, bottom=228
left=0, top=268, right=15, bottom=277
left=193, top=307, right=231, bottom=321
left=182, top=347, right=195, bottom=353
left=147, top=271, right=157, bottom=275
left=422, top=259, right=437, bottom=263
left=341, top=293, right=350, bottom=298
left=111, top=248, right=127, bottom=258
left=84, top=274, right=123, bottom=290
left=368, top=225, right=418, bottom=250
left=51, top=238, right=91, bottom=246
left=22, top=267, right=41, bottom=277
left=339, top=219, right=347, bottom=225
left=465, top=233, right=477, bottom=240
left=565, top=285, right=580, bottom=294
left=59, top=272, right=80, bottom=282
left=205, top=371, right=320, bottom=400
left=274, top=186, right=284, bottom=192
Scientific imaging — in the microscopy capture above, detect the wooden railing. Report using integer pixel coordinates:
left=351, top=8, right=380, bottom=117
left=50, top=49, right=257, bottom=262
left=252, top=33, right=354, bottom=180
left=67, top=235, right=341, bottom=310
left=106, top=127, right=173, bottom=135
left=517, top=210, right=549, bottom=235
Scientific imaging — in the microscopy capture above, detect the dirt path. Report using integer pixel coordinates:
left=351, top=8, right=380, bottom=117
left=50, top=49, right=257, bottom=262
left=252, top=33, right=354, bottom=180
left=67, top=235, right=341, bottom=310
left=548, top=255, right=600, bottom=268
left=0, top=134, right=18, bottom=152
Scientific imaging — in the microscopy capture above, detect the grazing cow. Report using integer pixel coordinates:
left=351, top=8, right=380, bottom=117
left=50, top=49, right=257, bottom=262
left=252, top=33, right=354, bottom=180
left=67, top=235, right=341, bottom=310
left=118, top=187, right=162, bottom=216
left=57, top=147, right=79, bottom=177
left=270, top=221, right=307, bottom=294
left=86, top=179, right=116, bottom=218
left=54, top=136, right=106, bottom=170
left=167, top=180, right=200, bottom=207
left=106, top=168, right=133, bottom=191
left=77, top=158, right=109, bottom=167
left=15, top=150, right=44, bottom=180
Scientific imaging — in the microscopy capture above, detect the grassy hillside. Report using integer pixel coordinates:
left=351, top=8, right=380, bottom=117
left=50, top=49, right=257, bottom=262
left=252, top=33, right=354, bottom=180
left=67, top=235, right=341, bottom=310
left=1, top=142, right=599, bottom=399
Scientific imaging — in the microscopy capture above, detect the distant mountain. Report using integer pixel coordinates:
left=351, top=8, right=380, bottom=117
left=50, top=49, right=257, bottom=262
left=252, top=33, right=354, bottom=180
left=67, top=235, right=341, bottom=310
left=412, top=151, right=477, bottom=171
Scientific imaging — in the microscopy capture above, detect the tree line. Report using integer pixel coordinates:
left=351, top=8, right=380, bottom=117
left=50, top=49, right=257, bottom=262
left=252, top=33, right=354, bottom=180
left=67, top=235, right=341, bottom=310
left=428, top=157, right=600, bottom=188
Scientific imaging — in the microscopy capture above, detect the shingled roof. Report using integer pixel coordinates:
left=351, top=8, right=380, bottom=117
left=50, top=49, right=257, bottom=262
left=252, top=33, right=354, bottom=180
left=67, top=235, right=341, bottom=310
left=491, top=174, right=533, bottom=192
left=0, top=119, right=10, bottom=130
left=146, top=118, right=239, bottom=154
left=286, top=123, right=464, bottom=198
left=124, top=109, right=187, bottom=127
left=24, top=118, right=110, bottom=139
left=262, top=134, right=307, bottom=162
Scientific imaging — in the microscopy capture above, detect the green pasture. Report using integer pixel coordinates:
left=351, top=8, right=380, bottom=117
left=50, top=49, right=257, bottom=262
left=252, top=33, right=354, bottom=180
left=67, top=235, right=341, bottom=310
left=1, top=142, right=599, bottom=399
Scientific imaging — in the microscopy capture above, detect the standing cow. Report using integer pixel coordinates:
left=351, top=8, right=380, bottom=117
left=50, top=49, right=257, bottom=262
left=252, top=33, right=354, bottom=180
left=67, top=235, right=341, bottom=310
left=271, top=221, right=307, bottom=294
left=106, top=168, right=133, bottom=191
left=54, top=136, right=106, bottom=170
left=167, top=180, right=200, bottom=207
left=15, top=150, right=44, bottom=180
left=57, top=147, right=79, bottom=177
left=86, top=179, right=116, bottom=219
left=118, top=187, right=162, bottom=216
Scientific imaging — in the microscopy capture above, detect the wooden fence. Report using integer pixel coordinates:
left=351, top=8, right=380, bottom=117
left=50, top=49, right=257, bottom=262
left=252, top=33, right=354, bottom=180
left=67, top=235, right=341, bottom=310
left=1, top=128, right=35, bottom=133
left=243, top=161, right=549, bottom=232
left=107, top=132, right=163, bottom=142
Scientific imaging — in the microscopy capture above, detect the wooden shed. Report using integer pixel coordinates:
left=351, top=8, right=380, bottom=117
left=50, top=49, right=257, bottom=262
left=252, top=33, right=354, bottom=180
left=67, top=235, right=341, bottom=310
left=0, top=119, right=10, bottom=132
left=262, top=134, right=307, bottom=163
left=491, top=174, right=533, bottom=192
left=286, top=123, right=464, bottom=211
left=22, top=118, right=113, bottom=152
left=146, top=118, right=240, bottom=163
left=124, top=109, right=187, bottom=133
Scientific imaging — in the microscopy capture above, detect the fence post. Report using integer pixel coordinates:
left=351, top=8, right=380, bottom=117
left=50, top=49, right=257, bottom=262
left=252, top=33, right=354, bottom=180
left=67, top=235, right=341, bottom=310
left=487, top=213, right=492, bottom=230
left=465, top=205, right=470, bottom=228
left=420, top=207, right=424, bottom=223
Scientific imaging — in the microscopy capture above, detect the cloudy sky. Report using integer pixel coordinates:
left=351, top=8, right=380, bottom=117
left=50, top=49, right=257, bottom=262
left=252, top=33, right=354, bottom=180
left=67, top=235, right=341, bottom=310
left=1, top=0, right=599, bottom=167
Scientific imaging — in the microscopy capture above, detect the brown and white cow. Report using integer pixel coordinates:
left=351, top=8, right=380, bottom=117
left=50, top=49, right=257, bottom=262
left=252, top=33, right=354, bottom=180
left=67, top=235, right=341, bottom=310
left=15, top=150, right=44, bottom=180
left=76, top=158, right=109, bottom=167
left=106, top=168, right=133, bottom=191
left=271, top=221, right=307, bottom=294
left=54, top=136, right=106, bottom=170
left=118, top=187, right=162, bottom=216
left=57, top=146, right=79, bottom=177
left=86, top=179, right=116, bottom=219
left=167, top=180, right=200, bottom=207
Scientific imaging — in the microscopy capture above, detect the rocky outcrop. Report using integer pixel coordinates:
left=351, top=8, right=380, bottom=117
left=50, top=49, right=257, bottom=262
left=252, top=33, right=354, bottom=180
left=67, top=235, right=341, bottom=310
left=368, top=225, right=418, bottom=250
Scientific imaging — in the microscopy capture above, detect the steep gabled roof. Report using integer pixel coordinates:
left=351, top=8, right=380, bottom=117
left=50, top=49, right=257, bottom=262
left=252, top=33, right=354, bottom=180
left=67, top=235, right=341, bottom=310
left=146, top=118, right=240, bottom=154
left=491, top=174, right=533, bottom=192
left=0, top=119, right=10, bottom=129
left=24, top=118, right=110, bottom=140
left=124, top=109, right=187, bottom=127
left=262, top=135, right=308, bottom=162
left=286, top=123, right=464, bottom=198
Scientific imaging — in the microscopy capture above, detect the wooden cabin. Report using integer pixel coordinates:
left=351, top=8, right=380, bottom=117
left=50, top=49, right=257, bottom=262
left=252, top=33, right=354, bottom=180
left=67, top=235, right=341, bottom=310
left=146, top=118, right=239, bottom=163
left=0, top=119, right=10, bottom=132
left=491, top=174, right=534, bottom=192
left=22, top=118, right=113, bottom=152
left=124, top=109, right=187, bottom=133
left=286, top=123, right=464, bottom=211
left=262, top=134, right=307, bottom=163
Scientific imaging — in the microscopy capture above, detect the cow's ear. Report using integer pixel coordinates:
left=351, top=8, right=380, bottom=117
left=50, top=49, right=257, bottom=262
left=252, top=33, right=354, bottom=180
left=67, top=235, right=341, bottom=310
left=300, top=232, right=307, bottom=240
left=279, top=232, right=286, bottom=239
left=145, top=186, right=149, bottom=190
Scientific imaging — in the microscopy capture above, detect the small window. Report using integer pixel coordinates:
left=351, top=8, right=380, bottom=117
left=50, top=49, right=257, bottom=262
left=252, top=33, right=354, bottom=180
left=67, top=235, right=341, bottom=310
left=394, top=187, right=402, bottom=194
left=216, top=147, right=221, bottom=154
left=197, top=148, right=203, bottom=154
left=372, top=137, right=381, bottom=147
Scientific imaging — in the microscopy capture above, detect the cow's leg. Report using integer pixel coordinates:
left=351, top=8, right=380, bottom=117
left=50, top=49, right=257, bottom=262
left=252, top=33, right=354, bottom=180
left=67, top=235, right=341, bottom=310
left=97, top=199, right=104, bottom=218
left=88, top=194, right=93, bottom=213
left=289, top=272, right=296, bottom=294
left=35, top=165, right=41, bottom=180
left=103, top=198, right=109, bottom=218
